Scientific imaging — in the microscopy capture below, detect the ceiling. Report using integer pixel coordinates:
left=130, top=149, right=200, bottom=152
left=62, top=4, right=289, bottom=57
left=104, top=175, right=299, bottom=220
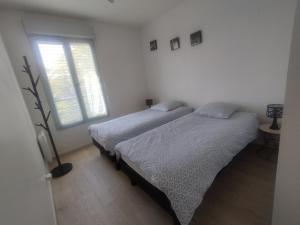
left=0, top=0, right=183, bottom=27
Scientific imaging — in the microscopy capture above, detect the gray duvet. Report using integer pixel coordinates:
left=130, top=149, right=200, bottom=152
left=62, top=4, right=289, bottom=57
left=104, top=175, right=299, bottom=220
left=89, top=106, right=193, bottom=153
left=115, top=112, right=258, bottom=225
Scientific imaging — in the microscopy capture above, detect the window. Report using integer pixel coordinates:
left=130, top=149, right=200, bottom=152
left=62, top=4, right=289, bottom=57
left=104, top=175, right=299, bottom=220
left=33, top=37, right=107, bottom=128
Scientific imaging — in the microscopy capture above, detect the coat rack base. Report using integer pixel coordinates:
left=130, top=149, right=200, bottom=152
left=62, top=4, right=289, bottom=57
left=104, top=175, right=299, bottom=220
left=51, top=163, right=73, bottom=178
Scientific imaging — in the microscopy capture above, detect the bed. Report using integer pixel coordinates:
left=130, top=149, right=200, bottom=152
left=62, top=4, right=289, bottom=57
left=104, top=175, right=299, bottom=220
left=89, top=106, right=193, bottom=155
left=115, top=111, right=258, bottom=225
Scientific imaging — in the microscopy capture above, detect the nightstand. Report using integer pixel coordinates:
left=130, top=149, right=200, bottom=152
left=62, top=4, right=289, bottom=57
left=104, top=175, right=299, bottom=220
left=258, top=123, right=281, bottom=160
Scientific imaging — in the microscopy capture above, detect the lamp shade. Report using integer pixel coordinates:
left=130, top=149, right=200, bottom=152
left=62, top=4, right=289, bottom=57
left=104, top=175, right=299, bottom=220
left=266, top=104, right=283, bottom=130
left=266, top=104, right=283, bottom=118
left=145, top=99, right=153, bottom=108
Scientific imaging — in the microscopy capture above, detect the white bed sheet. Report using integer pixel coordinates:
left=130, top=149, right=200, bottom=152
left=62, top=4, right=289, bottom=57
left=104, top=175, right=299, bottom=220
left=115, top=112, right=258, bottom=225
left=89, top=106, right=193, bottom=153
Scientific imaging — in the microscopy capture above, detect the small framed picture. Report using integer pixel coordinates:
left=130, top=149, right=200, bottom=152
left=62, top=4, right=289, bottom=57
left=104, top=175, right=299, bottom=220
left=190, top=30, right=202, bottom=46
left=150, top=40, right=157, bottom=51
left=170, top=37, right=180, bottom=51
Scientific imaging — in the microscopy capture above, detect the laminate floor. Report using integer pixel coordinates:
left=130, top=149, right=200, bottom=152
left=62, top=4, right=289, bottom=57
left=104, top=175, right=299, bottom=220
left=51, top=144, right=277, bottom=225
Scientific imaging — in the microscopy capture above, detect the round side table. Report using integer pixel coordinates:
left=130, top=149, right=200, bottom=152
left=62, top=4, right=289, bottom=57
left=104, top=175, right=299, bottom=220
left=258, top=123, right=281, bottom=160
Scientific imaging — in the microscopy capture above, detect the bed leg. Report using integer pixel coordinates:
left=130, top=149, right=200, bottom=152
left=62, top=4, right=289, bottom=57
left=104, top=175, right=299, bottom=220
left=130, top=178, right=137, bottom=186
left=172, top=212, right=180, bottom=225
left=173, top=219, right=180, bottom=225
left=92, top=139, right=105, bottom=155
left=115, top=160, right=121, bottom=170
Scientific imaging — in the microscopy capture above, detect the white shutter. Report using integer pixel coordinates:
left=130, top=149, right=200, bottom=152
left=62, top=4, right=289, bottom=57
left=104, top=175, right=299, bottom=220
left=34, top=37, right=107, bottom=128
left=70, top=42, right=107, bottom=118
left=37, top=41, right=83, bottom=126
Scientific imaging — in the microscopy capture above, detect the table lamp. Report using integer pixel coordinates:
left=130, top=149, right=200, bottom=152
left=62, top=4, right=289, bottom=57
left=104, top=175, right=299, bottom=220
left=266, top=104, right=283, bottom=130
left=145, top=99, right=153, bottom=108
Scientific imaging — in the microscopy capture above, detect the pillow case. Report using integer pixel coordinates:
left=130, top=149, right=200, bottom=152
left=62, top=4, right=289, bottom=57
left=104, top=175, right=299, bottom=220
left=151, top=101, right=184, bottom=112
left=194, top=102, right=239, bottom=119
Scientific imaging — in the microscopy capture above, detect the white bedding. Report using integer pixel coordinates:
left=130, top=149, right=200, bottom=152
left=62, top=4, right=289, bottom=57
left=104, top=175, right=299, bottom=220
left=115, top=112, right=258, bottom=225
left=89, top=106, right=193, bottom=153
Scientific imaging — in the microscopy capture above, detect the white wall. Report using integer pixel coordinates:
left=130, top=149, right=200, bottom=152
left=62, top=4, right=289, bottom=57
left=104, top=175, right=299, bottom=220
left=0, top=33, right=57, bottom=225
left=0, top=10, right=148, bottom=154
left=142, top=0, right=296, bottom=120
left=272, top=0, right=300, bottom=224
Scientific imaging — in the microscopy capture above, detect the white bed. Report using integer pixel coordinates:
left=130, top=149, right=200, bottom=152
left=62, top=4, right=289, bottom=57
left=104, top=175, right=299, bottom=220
left=115, top=111, right=258, bottom=225
left=89, top=106, right=193, bottom=153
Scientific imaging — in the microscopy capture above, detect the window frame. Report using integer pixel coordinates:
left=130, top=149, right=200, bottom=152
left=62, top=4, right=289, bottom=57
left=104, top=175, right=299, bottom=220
left=31, top=35, right=109, bottom=130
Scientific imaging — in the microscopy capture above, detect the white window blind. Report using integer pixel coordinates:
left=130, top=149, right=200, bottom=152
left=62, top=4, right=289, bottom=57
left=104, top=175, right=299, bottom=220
left=70, top=42, right=107, bottom=118
left=33, top=37, right=107, bottom=128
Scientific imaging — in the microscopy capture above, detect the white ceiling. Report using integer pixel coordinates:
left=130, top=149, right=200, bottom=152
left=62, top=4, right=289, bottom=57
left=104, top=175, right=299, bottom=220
left=0, top=0, right=183, bottom=27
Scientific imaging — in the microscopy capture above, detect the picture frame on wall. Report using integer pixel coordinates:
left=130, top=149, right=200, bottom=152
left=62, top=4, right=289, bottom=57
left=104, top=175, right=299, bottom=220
left=170, top=37, right=180, bottom=51
left=150, top=40, right=157, bottom=51
left=190, top=30, right=202, bottom=46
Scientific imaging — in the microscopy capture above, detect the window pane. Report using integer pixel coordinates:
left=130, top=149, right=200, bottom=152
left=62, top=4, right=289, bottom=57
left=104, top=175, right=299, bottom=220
left=70, top=42, right=107, bottom=118
left=37, top=42, right=83, bottom=126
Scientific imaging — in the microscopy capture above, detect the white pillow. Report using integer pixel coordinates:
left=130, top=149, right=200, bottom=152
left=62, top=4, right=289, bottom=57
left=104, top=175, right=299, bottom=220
left=194, top=102, right=239, bottom=119
left=151, top=101, right=184, bottom=112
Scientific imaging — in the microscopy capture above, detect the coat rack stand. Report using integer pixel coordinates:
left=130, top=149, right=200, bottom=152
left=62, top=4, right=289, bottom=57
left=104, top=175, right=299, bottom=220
left=22, top=56, right=72, bottom=178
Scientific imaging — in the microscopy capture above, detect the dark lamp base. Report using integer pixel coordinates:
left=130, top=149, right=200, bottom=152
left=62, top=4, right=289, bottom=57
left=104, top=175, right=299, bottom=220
left=51, top=163, right=73, bottom=178
left=270, top=118, right=280, bottom=130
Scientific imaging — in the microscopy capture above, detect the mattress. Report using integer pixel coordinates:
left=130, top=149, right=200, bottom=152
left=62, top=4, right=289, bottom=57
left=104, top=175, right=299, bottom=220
left=115, top=112, right=258, bottom=225
left=89, top=106, right=193, bottom=153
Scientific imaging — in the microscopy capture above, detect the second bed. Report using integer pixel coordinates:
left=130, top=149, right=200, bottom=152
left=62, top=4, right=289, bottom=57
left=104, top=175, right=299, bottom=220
left=89, top=104, right=193, bottom=155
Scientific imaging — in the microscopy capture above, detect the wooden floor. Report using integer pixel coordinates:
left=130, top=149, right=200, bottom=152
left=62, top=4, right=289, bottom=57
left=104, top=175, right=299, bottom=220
left=51, top=144, right=277, bottom=225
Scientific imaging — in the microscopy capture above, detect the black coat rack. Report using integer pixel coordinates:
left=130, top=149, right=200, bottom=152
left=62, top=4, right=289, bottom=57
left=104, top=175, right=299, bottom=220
left=22, top=56, right=72, bottom=178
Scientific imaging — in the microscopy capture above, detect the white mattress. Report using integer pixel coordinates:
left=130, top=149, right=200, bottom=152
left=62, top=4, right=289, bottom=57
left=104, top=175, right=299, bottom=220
left=115, top=112, right=258, bottom=225
left=89, top=106, right=193, bottom=153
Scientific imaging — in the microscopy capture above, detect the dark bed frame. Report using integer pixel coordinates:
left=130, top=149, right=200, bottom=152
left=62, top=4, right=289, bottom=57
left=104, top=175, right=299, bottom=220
left=117, top=157, right=181, bottom=225
left=92, top=138, right=116, bottom=161
left=93, top=137, right=253, bottom=225
left=92, top=138, right=180, bottom=224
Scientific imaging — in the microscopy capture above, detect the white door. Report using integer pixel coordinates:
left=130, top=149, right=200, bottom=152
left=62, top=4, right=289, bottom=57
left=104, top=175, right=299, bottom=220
left=0, top=34, right=57, bottom=225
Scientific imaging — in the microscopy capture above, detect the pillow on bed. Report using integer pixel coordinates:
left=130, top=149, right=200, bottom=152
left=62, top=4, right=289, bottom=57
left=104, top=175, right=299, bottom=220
left=194, top=102, right=239, bottom=119
left=151, top=101, right=183, bottom=112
